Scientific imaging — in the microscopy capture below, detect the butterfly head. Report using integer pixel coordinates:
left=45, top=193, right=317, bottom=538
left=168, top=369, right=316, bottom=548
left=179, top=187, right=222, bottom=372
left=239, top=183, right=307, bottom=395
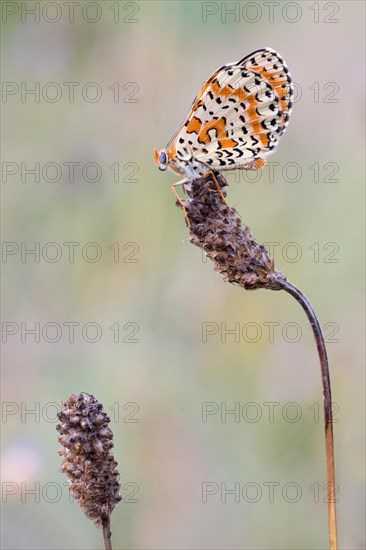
left=154, top=148, right=169, bottom=171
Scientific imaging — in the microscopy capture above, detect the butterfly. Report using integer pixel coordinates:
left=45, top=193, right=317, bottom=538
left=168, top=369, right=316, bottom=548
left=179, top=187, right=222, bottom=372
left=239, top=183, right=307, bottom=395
left=154, top=47, right=293, bottom=204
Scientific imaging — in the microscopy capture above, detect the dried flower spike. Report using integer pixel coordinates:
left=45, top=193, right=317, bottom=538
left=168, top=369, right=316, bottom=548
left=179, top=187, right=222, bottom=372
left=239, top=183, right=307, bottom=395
left=177, top=172, right=337, bottom=550
left=57, top=393, right=121, bottom=550
left=180, top=174, right=287, bottom=291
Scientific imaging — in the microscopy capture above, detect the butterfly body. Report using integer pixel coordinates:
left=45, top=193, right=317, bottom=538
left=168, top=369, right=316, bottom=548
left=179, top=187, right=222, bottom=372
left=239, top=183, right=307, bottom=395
left=155, top=48, right=293, bottom=182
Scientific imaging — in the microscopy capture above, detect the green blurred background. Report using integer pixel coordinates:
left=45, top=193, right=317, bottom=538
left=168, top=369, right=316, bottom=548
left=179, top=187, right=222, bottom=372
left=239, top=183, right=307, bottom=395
left=1, top=1, right=365, bottom=548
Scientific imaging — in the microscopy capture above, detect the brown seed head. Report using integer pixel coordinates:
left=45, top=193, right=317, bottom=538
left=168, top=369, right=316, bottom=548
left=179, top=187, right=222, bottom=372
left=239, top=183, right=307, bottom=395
left=57, top=393, right=121, bottom=527
left=179, top=173, right=287, bottom=291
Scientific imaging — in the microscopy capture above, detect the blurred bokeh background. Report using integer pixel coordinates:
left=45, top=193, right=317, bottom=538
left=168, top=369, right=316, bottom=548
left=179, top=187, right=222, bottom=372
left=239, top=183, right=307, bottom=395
left=1, top=1, right=365, bottom=548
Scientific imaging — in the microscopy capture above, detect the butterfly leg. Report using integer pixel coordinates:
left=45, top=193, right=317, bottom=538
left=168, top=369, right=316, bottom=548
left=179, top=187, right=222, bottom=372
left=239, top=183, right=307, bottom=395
left=204, top=171, right=228, bottom=205
left=171, top=179, right=191, bottom=226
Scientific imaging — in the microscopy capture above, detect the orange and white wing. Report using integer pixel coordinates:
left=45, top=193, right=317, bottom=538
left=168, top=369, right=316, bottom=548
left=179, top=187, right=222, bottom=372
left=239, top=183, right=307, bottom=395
left=167, top=48, right=293, bottom=170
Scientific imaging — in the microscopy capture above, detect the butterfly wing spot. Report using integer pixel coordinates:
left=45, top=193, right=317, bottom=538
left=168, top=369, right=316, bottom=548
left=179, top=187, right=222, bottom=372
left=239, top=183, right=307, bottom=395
left=197, top=117, right=238, bottom=150
left=243, top=158, right=267, bottom=170
left=186, top=116, right=202, bottom=134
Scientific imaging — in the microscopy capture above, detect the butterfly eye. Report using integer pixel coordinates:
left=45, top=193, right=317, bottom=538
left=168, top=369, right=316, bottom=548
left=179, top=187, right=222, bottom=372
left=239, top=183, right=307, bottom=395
left=159, top=151, right=167, bottom=165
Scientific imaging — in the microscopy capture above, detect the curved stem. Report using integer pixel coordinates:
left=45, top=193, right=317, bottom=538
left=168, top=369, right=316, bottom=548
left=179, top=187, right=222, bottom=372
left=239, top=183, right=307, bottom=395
left=280, top=280, right=338, bottom=550
left=102, top=517, right=113, bottom=550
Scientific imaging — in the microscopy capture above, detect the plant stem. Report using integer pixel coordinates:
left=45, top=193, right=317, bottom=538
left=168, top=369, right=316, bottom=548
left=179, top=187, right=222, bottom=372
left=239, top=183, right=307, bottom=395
left=279, top=280, right=338, bottom=550
left=102, top=517, right=113, bottom=550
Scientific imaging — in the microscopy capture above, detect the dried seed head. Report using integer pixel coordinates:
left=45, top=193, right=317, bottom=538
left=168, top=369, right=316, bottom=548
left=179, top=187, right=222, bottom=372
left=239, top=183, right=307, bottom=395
left=57, top=393, right=121, bottom=527
left=179, top=173, right=287, bottom=291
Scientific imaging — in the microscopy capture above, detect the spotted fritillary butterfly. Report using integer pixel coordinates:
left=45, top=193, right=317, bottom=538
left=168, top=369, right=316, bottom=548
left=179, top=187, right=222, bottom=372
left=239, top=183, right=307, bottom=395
left=154, top=47, right=293, bottom=196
